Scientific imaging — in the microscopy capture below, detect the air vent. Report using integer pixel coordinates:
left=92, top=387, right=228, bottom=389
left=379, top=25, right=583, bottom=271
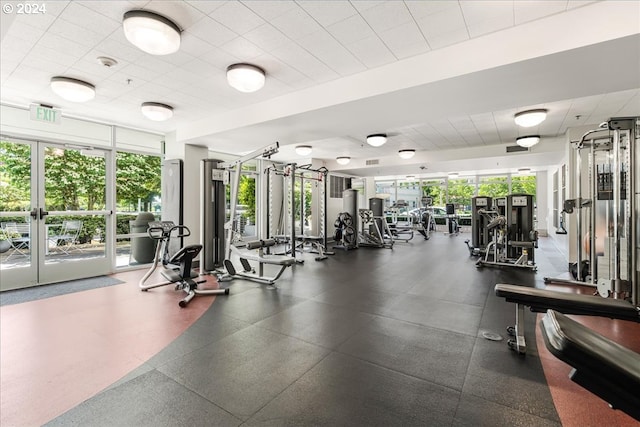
left=506, top=145, right=529, bottom=153
left=366, top=159, right=380, bottom=165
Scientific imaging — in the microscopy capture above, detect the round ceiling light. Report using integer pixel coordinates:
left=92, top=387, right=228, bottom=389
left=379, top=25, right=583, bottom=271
left=516, top=135, right=540, bottom=148
left=448, top=172, right=459, bottom=178
left=398, top=149, right=416, bottom=159
left=514, top=109, right=547, bottom=127
left=50, top=76, right=96, bottom=102
left=336, top=156, right=351, bottom=165
left=141, top=102, right=173, bottom=121
left=366, top=134, right=387, bottom=147
left=295, top=145, right=312, bottom=156
left=123, top=10, right=181, bottom=55
left=227, top=63, right=266, bottom=93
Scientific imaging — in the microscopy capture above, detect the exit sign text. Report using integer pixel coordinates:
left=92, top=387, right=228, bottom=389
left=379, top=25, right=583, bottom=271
left=30, top=105, right=61, bottom=125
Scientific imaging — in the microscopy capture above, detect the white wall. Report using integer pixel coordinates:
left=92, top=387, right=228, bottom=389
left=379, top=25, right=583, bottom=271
left=536, top=171, right=548, bottom=236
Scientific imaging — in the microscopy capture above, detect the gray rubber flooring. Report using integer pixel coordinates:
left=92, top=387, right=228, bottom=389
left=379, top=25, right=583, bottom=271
left=47, top=233, right=566, bottom=426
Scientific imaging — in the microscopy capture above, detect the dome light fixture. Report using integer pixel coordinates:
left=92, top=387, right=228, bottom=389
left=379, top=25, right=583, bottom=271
left=123, top=10, right=181, bottom=55
left=336, top=156, right=351, bottom=165
left=141, top=102, right=173, bottom=121
left=227, top=63, right=266, bottom=93
left=518, top=168, right=532, bottom=175
left=398, top=149, right=415, bottom=159
left=448, top=172, right=459, bottom=179
left=516, top=135, right=540, bottom=148
left=50, top=76, right=96, bottom=102
left=295, top=145, right=312, bottom=156
left=514, top=109, right=547, bottom=127
left=366, top=133, right=387, bottom=147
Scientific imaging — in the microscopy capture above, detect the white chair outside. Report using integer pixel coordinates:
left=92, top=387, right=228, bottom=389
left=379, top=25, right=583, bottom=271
left=2, top=222, right=31, bottom=261
left=48, top=220, right=83, bottom=255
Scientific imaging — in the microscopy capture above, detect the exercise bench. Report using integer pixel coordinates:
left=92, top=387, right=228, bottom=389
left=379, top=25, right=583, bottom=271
left=295, top=235, right=334, bottom=261
left=222, top=238, right=295, bottom=286
left=494, top=283, right=639, bottom=354
left=540, top=309, right=640, bottom=421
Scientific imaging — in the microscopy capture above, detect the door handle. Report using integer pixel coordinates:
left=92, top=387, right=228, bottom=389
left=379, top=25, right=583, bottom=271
left=39, top=208, right=49, bottom=220
left=30, top=208, right=38, bottom=220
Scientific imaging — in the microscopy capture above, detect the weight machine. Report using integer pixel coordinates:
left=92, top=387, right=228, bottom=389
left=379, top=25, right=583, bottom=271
left=333, top=189, right=358, bottom=250
left=416, top=196, right=436, bottom=240
left=544, top=117, right=639, bottom=303
left=386, top=200, right=414, bottom=243
left=476, top=194, right=537, bottom=271
left=358, top=197, right=393, bottom=249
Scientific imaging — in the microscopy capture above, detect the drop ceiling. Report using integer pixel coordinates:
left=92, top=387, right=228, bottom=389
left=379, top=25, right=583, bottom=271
left=1, top=1, right=638, bottom=178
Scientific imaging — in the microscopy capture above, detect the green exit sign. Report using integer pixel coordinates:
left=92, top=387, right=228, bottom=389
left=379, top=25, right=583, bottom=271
left=30, top=104, right=61, bottom=125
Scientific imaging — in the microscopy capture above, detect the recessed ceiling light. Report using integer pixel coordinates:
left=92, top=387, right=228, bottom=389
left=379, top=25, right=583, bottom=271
left=227, top=63, right=266, bottom=93
left=398, top=149, right=415, bottom=159
left=295, top=145, right=312, bottom=156
left=123, top=10, right=181, bottom=55
left=366, top=134, right=387, bottom=147
left=141, top=102, right=173, bottom=121
left=336, top=156, right=350, bottom=165
left=50, top=76, right=95, bottom=102
left=516, top=135, right=540, bottom=148
left=514, top=109, right=547, bottom=127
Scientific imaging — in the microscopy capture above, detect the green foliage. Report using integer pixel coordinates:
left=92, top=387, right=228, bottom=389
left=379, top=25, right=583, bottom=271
left=447, top=178, right=475, bottom=208
left=0, top=141, right=31, bottom=211
left=478, top=177, right=509, bottom=198
left=116, top=152, right=161, bottom=211
left=511, top=176, right=536, bottom=197
left=238, top=175, right=256, bottom=222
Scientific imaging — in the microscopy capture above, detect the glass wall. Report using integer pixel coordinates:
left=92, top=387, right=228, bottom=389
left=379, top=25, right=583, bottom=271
left=375, top=173, right=537, bottom=228
left=115, top=151, right=162, bottom=268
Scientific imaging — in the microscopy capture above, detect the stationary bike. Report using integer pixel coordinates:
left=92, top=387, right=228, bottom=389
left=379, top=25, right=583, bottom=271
left=139, top=221, right=228, bottom=307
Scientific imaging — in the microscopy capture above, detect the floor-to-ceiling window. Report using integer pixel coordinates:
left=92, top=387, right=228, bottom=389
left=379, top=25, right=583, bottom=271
left=114, top=151, right=162, bottom=268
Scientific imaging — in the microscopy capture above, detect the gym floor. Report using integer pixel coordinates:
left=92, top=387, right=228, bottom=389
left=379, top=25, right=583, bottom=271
left=1, top=233, right=638, bottom=426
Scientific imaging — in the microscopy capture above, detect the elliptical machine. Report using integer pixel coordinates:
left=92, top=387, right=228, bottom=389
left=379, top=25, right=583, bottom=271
left=139, top=221, right=229, bottom=307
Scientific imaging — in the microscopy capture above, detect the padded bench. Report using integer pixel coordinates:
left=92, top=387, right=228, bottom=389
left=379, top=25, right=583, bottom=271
left=540, top=309, right=640, bottom=421
left=494, top=284, right=639, bottom=354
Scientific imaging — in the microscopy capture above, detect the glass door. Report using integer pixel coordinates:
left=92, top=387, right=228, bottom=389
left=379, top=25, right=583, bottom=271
left=0, top=140, right=112, bottom=290
left=0, top=139, right=37, bottom=289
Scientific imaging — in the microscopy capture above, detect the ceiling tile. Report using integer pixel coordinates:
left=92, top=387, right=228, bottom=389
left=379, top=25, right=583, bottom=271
left=61, top=2, right=121, bottom=35
left=220, top=37, right=265, bottom=61
left=200, top=46, right=241, bottom=70
left=566, top=1, right=598, bottom=10
left=209, top=1, right=265, bottom=35
left=426, top=28, right=470, bottom=50
left=415, top=6, right=467, bottom=40
left=298, top=1, right=358, bottom=26
left=270, top=7, right=323, bottom=40
left=48, top=18, right=107, bottom=48
left=3, top=20, right=46, bottom=45
left=35, top=33, right=91, bottom=59
left=25, top=45, right=79, bottom=69
left=359, top=1, right=414, bottom=33
left=514, top=1, right=568, bottom=25
left=241, top=0, right=298, bottom=22
left=377, top=22, right=429, bottom=59
left=405, top=0, right=460, bottom=19
left=96, top=36, right=145, bottom=63
left=185, top=0, right=228, bottom=16
left=187, top=16, right=238, bottom=47
left=328, top=15, right=378, bottom=48
left=345, top=36, right=397, bottom=69
left=244, top=24, right=290, bottom=52
left=143, top=0, right=207, bottom=29
left=460, top=1, right=514, bottom=37
left=350, top=1, right=387, bottom=13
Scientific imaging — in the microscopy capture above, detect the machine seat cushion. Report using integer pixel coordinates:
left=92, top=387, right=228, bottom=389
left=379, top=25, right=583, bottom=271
left=232, top=245, right=296, bottom=266
left=495, top=284, right=639, bottom=321
left=540, top=309, right=640, bottom=421
left=295, top=235, right=323, bottom=242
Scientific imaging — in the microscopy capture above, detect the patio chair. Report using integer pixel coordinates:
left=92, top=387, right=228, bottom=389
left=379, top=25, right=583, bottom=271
left=2, top=222, right=31, bottom=261
left=49, top=220, right=83, bottom=255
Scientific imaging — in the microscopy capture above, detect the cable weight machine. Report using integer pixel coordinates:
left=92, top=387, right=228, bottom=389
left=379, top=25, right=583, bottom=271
left=544, top=117, right=638, bottom=305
